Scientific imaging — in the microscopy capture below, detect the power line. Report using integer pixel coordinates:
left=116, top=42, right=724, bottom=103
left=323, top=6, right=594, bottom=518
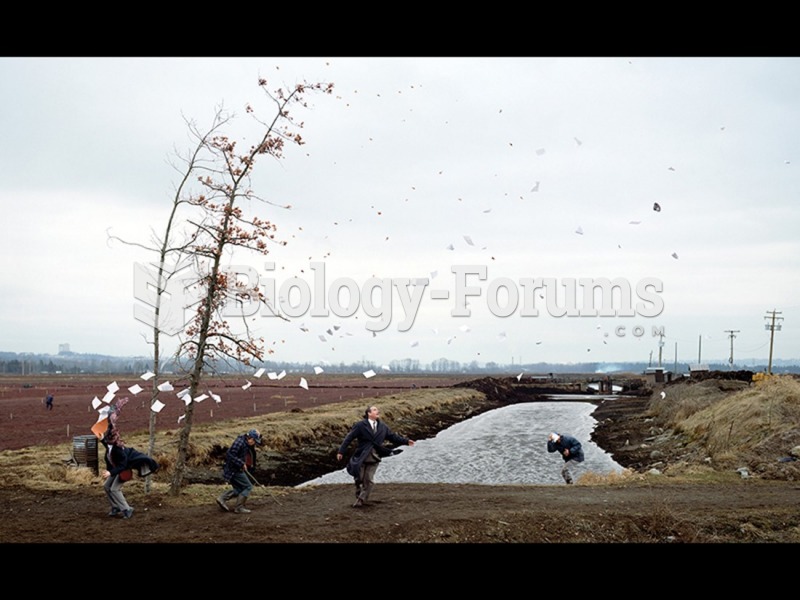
left=764, top=309, right=784, bottom=375
left=724, top=329, right=740, bottom=369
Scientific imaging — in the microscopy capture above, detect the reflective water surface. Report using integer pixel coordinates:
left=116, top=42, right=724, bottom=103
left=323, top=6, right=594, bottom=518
left=299, top=400, right=623, bottom=487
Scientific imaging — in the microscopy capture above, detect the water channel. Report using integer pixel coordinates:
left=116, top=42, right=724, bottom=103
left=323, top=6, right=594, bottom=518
left=299, top=396, right=624, bottom=487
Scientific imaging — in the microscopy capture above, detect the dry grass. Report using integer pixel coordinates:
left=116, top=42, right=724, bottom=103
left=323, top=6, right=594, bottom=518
left=651, top=375, right=800, bottom=471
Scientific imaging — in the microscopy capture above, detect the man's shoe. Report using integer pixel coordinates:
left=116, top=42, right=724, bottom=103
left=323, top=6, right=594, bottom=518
left=108, top=507, right=121, bottom=517
left=121, top=508, right=134, bottom=519
left=234, top=506, right=252, bottom=514
left=216, top=494, right=230, bottom=512
left=352, top=498, right=364, bottom=508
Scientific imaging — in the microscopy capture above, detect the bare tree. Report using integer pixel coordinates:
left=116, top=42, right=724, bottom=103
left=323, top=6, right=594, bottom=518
left=166, top=78, right=334, bottom=495
left=109, top=114, right=228, bottom=492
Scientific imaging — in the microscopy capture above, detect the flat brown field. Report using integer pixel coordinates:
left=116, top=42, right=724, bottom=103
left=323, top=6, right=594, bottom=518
left=0, top=372, right=473, bottom=452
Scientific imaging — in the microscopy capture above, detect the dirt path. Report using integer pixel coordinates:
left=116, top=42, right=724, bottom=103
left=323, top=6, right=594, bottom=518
left=2, top=480, right=799, bottom=543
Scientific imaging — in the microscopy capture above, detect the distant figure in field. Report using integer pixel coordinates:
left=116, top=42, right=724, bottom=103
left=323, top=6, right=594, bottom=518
left=547, top=431, right=585, bottom=484
left=45, top=394, right=54, bottom=411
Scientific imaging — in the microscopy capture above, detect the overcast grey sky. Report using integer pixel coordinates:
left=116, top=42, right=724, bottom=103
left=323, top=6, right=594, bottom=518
left=1, top=57, right=798, bottom=368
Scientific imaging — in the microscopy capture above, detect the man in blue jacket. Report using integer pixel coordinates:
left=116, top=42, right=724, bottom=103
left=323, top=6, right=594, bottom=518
left=337, top=405, right=415, bottom=507
left=217, top=429, right=262, bottom=514
left=547, top=431, right=585, bottom=484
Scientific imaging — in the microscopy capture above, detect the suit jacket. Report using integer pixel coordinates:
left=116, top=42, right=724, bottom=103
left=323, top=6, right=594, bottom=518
left=338, top=418, right=410, bottom=478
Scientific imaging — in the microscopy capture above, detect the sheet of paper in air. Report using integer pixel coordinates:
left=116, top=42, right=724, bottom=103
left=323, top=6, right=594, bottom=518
left=254, top=368, right=265, bottom=378
left=176, top=388, right=190, bottom=399
left=194, top=394, right=208, bottom=403
left=314, top=366, right=324, bottom=375
left=151, top=399, right=166, bottom=413
left=299, top=377, right=308, bottom=390
left=128, top=384, right=144, bottom=395
left=210, top=392, right=221, bottom=404
left=101, top=391, right=116, bottom=404
left=463, top=235, right=474, bottom=246
left=157, top=381, right=174, bottom=392
left=267, top=372, right=278, bottom=380
left=91, top=397, right=102, bottom=410
left=180, top=395, right=192, bottom=405
left=381, top=365, right=391, bottom=371
left=363, top=369, right=376, bottom=379
left=242, top=381, right=252, bottom=391
left=107, top=381, right=119, bottom=394
left=178, top=414, right=185, bottom=424
left=140, top=371, right=155, bottom=381
left=517, top=373, right=523, bottom=381
left=276, top=370, right=286, bottom=380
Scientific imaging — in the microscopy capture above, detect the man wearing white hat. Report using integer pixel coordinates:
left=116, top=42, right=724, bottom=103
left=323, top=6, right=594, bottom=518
left=547, top=431, right=585, bottom=484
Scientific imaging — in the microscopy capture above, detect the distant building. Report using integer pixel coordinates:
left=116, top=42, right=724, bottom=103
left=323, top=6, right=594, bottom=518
left=689, top=364, right=710, bottom=378
left=644, top=366, right=673, bottom=385
left=58, top=343, right=71, bottom=355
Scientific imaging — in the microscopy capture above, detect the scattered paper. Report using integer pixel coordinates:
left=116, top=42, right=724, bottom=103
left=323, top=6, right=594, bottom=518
left=381, top=365, right=391, bottom=371
left=101, top=391, right=115, bottom=404
left=299, top=377, right=309, bottom=390
left=151, top=399, right=165, bottom=413
left=157, top=381, right=174, bottom=392
left=267, top=372, right=278, bottom=380
left=254, top=368, right=265, bottom=378
left=660, top=391, right=666, bottom=399
left=319, top=335, right=328, bottom=342
left=516, top=373, right=523, bottom=382
left=463, top=235, right=474, bottom=246
left=193, top=394, right=208, bottom=403
left=91, top=397, right=101, bottom=410
left=182, top=395, right=192, bottom=406
left=177, top=414, right=185, bottom=424
left=314, top=366, right=324, bottom=375
left=363, top=369, right=376, bottom=379
left=128, top=384, right=144, bottom=395
left=176, top=388, right=190, bottom=399
left=276, top=370, right=286, bottom=380
left=242, top=381, right=252, bottom=390
left=210, top=392, right=222, bottom=404
left=107, top=381, right=119, bottom=393
left=140, top=371, right=155, bottom=381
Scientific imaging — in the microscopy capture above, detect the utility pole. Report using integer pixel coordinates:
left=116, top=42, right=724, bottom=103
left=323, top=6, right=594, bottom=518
left=657, top=331, right=665, bottom=367
left=764, top=309, right=783, bottom=375
left=698, top=335, right=702, bottom=364
left=724, top=329, right=740, bottom=369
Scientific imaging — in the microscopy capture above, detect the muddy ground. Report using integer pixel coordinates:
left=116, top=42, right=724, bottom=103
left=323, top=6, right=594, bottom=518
left=1, top=374, right=800, bottom=544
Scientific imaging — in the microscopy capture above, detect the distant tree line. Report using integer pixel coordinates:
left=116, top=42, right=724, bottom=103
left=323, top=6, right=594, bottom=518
left=1, top=351, right=798, bottom=376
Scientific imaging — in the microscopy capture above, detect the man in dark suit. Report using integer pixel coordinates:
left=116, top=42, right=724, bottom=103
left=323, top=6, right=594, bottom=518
left=337, top=405, right=415, bottom=507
